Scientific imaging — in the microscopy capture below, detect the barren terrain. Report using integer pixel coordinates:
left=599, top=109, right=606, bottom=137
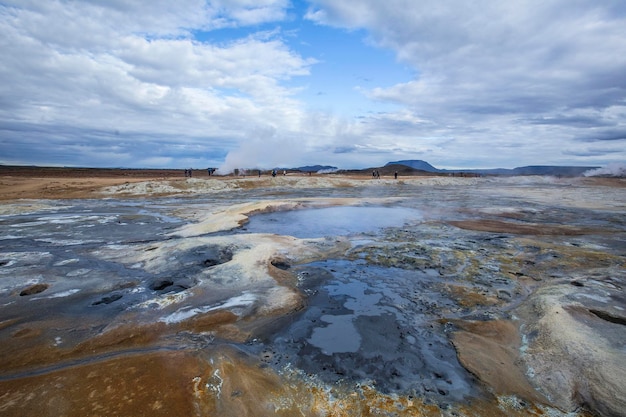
left=0, top=167, right=624, bottom=416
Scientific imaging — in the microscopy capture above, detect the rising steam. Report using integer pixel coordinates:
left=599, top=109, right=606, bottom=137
left=583, top=163, right=626, bottom=177
left=218, top=137, right=306, bottom=174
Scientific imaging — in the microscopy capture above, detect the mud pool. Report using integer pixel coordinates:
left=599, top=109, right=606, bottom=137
left=0, top=177, right=625, bottom=417
left=258, top=260, right=481, bottom=400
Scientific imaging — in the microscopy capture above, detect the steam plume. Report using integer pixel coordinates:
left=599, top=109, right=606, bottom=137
left=583, top=163, right=626, bottom=177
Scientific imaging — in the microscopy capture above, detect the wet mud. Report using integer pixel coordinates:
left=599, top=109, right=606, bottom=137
left=0, top=177, right=624, bottom=416
left=256, top=260, right=482, bottom=402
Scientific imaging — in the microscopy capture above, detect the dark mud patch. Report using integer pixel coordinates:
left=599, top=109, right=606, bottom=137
left=589, top=309, right=626, bottom=326
left=201, top=247, right=233, bottom=267
left=189, top=245, right=233, bottom=268
left=148, top=277, right=194, bottom=294
left=142, top=244, right=233, bottom=293
left=92, top=293, right=123, bottom=305
left=150, top=279, right=175, bottom=291
left=270, top=260, right=291, bottom=270
left=19, top=283, right=49, bottom=296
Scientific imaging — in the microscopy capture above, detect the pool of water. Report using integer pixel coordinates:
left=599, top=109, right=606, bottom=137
left=241, top=205, right=422, bottom=238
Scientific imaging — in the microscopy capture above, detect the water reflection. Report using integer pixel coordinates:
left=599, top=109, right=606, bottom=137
left=242, top=205, right=422, bottom=238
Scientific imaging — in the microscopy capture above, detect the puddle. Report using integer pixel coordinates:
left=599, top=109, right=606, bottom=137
left=241, top=205, right=422, bottom=237
left=309, top=314, right=362, bottom=354
left=307, top=279, right=385, bottom=355
left=257, top=259, right=481, bottom=402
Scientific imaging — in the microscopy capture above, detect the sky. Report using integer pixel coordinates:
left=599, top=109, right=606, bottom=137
left=1, top=0, right=625, bottom=172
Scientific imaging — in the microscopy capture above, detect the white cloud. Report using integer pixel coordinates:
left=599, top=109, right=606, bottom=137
left=210, top=0, right=291, bottom=27
left=0, top=0, right=316, bottom=168
left=305, top=0, right=626, bottom=167
left=1, top=0, right=624, bottom=170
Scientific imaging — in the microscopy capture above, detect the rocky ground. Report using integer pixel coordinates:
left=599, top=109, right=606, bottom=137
left=0, top=169, right=624, bottom=416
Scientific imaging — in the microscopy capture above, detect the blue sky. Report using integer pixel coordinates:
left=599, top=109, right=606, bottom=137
left=1, top=0, right=625, bottom=171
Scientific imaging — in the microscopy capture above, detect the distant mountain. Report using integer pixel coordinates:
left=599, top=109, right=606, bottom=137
left=386, top=160, right=440, bottom=172
left=295, top=165, right=338, bottom=172
left=386, top=160, right=600, bottom=177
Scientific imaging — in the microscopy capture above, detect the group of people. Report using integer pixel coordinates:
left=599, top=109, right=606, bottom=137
left=184, top=168, right=396, bottom=178
left=372, top=170, right=399, bottom=179
left=184, top=168, right=217, bottom=177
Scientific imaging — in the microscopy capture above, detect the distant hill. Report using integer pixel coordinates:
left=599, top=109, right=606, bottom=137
left=386, top=160, right=600, bottom=177
left=386, top=160, right=440, bottom=172
left=295, top=165, right=338, bottom=172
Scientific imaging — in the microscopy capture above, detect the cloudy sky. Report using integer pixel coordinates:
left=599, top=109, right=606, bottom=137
left=1, top=0, right=625, bottom=171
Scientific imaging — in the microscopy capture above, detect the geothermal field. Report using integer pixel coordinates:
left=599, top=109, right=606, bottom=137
left=0, top=171, right=624, bottom=417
